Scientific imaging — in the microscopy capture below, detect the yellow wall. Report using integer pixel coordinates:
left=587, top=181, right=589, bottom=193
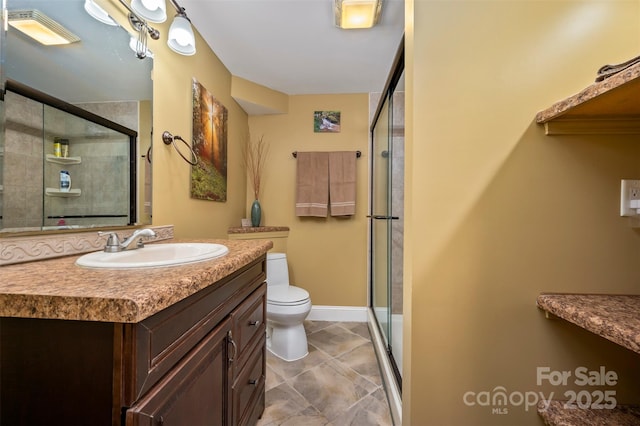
left=248, top=94, right=369, bottom=306
left=100, top=1, right=640, bottom=424
left=103, top=0, right=249, bottom=239
left=231, top=76, right=289, bottom=114
left=406, top=1, right=640, bottom=425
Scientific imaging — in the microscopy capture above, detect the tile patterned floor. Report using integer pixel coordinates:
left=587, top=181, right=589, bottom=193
left=257, top=320, right=393, bottom=426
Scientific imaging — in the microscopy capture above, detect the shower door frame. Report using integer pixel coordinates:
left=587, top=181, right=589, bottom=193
left=369, top=39, right=404, bottom=391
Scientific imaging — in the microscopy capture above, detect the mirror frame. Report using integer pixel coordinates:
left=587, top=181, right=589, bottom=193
left=2, top=79, right=138, bottom=234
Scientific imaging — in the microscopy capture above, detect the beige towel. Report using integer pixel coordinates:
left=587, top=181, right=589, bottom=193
left=329, top=151, right=357, bottom=216
left=295, top=152, right=329, bottom=217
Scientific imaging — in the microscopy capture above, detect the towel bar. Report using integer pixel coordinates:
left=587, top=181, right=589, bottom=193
left=292, top=151, right=361, bottom=158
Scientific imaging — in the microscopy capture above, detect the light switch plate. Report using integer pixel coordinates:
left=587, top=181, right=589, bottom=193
left=620, top=179, right=640, bottom=216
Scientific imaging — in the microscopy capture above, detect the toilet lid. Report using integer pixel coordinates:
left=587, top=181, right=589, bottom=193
left=268, top=286, right=310, bottom=305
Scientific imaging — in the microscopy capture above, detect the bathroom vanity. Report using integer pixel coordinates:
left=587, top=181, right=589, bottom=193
left=0, top=238, right=271, bottom=426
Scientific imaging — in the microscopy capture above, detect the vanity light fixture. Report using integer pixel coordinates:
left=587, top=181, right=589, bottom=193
left=83, top=0, right=118, bottom=27
left=118, top=0, right=159, bottom=59
left=334, top=0, right=382, bottom=29
left=7, top=9, right=81, bottom=45
left=167, top=0, right=196, bottom=56
left=118, top=0, right=195, bottom=57
left=131, top=0, right=167, bottom=24
left=129, top=35, right=154, bottom=58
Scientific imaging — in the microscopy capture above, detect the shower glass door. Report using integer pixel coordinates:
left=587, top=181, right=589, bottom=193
left=370, top=61, right=404, bottom=385
left=372, top=99, right=391, bottom=350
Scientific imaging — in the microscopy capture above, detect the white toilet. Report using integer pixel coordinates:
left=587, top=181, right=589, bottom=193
left=265, top=253, right=312, bottom=361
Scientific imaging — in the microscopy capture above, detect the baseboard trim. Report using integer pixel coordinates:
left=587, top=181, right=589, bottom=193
left=307, top=305, right=368, bottom=322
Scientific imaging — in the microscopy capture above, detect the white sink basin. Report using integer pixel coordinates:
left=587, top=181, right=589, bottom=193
left=75, top=243, right=229, bottom=269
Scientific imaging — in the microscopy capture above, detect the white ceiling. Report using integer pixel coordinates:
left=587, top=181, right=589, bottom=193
left=5, top=0, right=403, bottom=108
left=180, top=0, right=405, bottom=96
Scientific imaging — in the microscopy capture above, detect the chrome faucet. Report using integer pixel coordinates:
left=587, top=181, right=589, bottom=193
left=98, top=229, right=157, bottom=252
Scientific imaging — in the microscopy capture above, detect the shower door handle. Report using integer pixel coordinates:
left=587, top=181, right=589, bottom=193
left=369, top=215, right=399, bottom=220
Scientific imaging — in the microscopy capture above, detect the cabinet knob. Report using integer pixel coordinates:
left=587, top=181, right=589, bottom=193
left=248, top=379, right=258, bottom=386
left=249, top=320, right=261, bottom=327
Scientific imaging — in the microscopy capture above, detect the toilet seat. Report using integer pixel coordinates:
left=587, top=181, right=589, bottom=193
left=268, top=286, right=310, bottom=306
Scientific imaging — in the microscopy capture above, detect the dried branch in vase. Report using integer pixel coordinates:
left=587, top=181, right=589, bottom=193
left=242, top=135, right=270, bottom=200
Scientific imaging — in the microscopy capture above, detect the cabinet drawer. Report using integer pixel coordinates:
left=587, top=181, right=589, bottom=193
left=231, top=283, right=266, bottom=360
left=232, top=336, right=266, bottom=426
left=127, top=257, right=265, bottom=402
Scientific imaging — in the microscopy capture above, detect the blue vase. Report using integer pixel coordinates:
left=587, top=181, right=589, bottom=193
left=251, top=200, right=261, bottom=227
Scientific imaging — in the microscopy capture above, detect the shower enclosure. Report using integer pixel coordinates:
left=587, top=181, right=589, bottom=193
left=369, top=39, right=404, bottom=421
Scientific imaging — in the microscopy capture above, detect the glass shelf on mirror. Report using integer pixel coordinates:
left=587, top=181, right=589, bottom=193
left=45, top=188, right=81, bottom=197
left=45, top=154, right=81, bottom=165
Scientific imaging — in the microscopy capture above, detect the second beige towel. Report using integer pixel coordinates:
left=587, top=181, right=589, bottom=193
left=329, top=151, right=357, bottom=216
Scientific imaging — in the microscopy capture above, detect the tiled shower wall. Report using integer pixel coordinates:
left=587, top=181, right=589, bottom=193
left=390, top=91, right=404, bottom=316
left=2, top=92, right=44, bottom=230
left=1, top=91, right=138, bottom=230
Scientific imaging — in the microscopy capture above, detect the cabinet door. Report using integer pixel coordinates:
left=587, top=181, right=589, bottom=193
left=126, top=318, right=232, bottom=426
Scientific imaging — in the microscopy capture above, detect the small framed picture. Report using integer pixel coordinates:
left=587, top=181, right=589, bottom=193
left=314, top=111, right=341, bottom=133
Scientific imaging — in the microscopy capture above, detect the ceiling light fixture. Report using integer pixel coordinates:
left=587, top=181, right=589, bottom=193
left=334, top=0, right=382, bottom=29
left=84, top=0, right=118, bottom=27
left=167, top=0, right=196, bottom=56
left=8, top=9, right=81, bottom=45
left=131, top=0, right=167, bottom=24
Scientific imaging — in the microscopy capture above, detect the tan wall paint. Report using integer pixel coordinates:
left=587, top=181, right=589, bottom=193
left=406, top=1, right=640, bottom=425
left=248, top=94, right=369, bottom=307
left=231, top=76, right=289, bottom=114
left=403, top=0, right=414, bottom=421
left=103, top=0, right=249, bottom=239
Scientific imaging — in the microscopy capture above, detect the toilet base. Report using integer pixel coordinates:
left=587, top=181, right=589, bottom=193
left=267, top=322, right=309, bottom=362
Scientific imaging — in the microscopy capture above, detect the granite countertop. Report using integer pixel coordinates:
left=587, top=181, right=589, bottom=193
left=0, top=238, right=272, bottom=323
left=538, top=400, right=640, bottom=426
left=536, top=293, right=640, bottom=355
left=227, top=226, right=290, bottom=234
left=537, top=294, right=640, bottom=425
left=535, top=61, right=640, bottom=123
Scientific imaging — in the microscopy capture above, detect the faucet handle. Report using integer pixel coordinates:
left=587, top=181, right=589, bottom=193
left=98, top=231, right=121, bottom=252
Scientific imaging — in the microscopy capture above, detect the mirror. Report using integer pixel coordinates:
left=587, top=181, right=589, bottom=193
left=0, top=0, right=153, bottom=235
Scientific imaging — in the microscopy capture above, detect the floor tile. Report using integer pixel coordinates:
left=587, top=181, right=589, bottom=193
left=257, top=382, right=314, bottom=425
left=307, top=323, right=370, bottom=358
left=257, top=320, right=393, bottom=426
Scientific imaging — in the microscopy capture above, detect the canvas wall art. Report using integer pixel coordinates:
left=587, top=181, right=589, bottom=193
left=191, top=78, right=228, bottom=201
left=314, top=111, right=341, bottom=133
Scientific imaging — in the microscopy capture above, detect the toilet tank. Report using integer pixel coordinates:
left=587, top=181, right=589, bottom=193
left=266, top=253, right=289, bottom=287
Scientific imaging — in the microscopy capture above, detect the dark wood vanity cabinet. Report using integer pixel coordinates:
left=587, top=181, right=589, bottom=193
left=229, top=281, right=267, bottom=426
left=0, top=256, right=267, bottom=426
left=125, top=317, right=233, bottom=426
